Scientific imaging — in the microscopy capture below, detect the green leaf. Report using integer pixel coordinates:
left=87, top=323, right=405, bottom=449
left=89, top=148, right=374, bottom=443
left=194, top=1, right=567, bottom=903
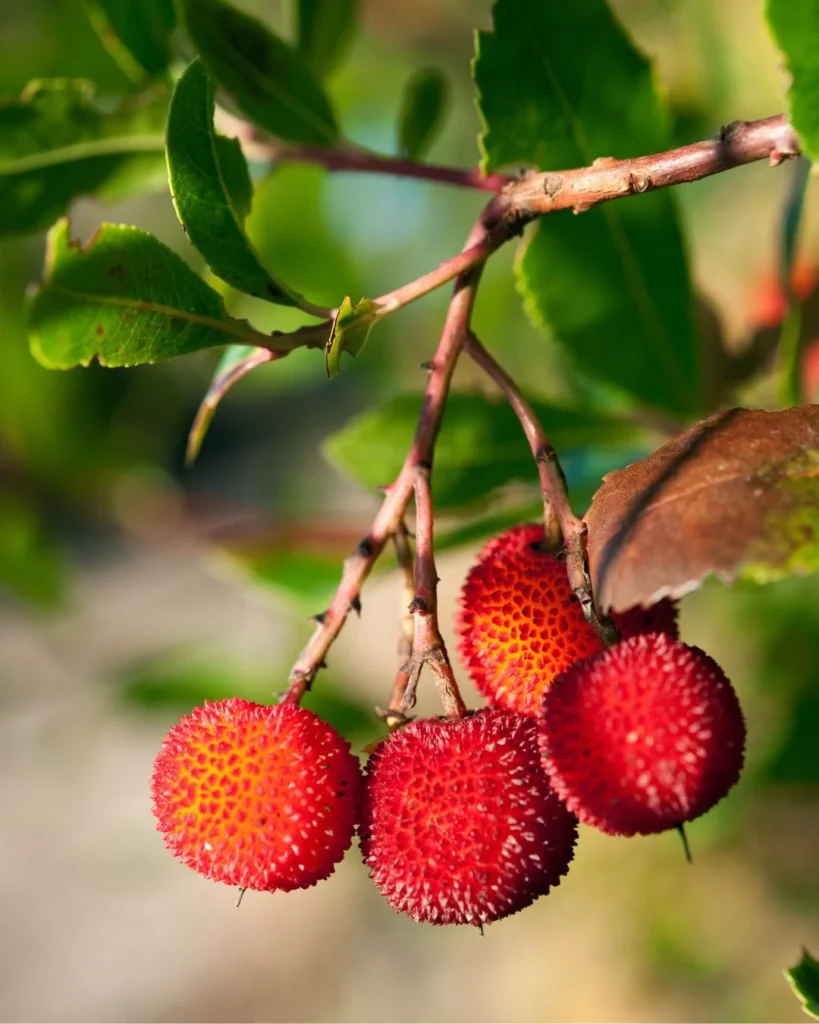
left=167, top=58, right=310, bottom=309
left=474, top=0, right=700, bottom=417
left=767, top=0, right=819, bottom=162
left=186, top=344, right=275, bottom=465
left=0, top=495, right=64, bottom=608
left=179, top=0, right=338, bottom=145
left=786, top=949, right=819, bottom=1020
left=296, top=0, right=358, bottom=79
left=85, top=0, right=176, bottom=84
left=397, top=68, right=449, bottom=160
left=28, top=218, right=275, bottom=369
left=325, top=295, right=378, bottom=376
left=323, top=391, right=644, bottom=510
left=0, top=79, right=167, bottom=238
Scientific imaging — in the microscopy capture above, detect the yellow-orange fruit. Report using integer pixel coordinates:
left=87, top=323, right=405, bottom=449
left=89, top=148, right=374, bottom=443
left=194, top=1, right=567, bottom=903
left=151, top=699, right=362, bottom=891
left=456, top=524, right=678, bottom=715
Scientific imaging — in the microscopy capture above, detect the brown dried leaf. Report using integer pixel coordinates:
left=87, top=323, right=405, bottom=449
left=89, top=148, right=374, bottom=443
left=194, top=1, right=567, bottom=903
left=585, top=405, right=819, bottom=612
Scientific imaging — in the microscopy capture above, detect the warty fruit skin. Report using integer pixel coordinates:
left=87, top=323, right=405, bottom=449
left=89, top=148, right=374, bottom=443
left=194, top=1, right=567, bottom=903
left=360, top=708, right=578, bottom=926
left=456, top=523, right=678, bottom=715
left=151, top=698, right=363, bottom=891
left=539, top=633, right=746, bottom=836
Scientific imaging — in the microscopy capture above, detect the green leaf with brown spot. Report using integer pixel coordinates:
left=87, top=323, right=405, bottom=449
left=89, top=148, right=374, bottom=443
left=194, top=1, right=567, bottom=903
left=28, top=218, right=275, bottom=369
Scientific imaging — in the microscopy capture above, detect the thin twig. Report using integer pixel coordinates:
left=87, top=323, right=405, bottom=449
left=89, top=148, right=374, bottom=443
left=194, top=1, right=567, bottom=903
left=243, top=137, right=510, bottom=194
left=385, top=522, right=415, bottom=716
left=399, top=465, right=467, bottom=719
left=464, top=334, right=619, bottom=647
left=282, top=221, right=489, bottom=703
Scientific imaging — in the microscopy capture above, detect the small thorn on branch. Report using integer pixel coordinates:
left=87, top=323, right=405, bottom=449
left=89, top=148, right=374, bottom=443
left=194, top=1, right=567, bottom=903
left=349, top=595, right=362, bottom=616
left=309, top=611, right=328, bottom=625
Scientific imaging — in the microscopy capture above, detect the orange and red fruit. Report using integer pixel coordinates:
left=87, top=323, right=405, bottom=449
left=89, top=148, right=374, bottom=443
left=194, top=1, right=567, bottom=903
left=538, top=633, right=746, bottom=836
left=359, top=709, right=578, bottom=926
left=151, top=698, right=363, bottom=891
left=455, top=523, right=678, bottom=715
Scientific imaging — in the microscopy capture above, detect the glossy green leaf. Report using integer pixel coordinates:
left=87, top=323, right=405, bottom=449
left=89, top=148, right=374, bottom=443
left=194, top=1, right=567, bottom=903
left=85, top=0, right=176, bottom=83
left=28, top=218, right=275, bottom=369
left=0, top=79, right=167, bottom=238
left=767, top=0, right=819, bottom=162
left=186, top=344, right=275, bottom=465
left=179, top=0, right=338, bottom=145
left=325, top=295, right=378, bottom=376
left=786, top=949, right=819, bottom=1020
left=167, top=59, right=309, bottom=308
left=296, top=0, right=358, bottom=79
left=323, top=391, right=644, bottom=510
left=474, top=0, right=700, bottom=417
left=398, top=68, right=449, bottom=160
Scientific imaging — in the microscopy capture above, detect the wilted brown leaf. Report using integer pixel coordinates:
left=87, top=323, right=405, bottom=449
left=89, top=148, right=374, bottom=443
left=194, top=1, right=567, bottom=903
left=585, top=405, right=819, bottom=612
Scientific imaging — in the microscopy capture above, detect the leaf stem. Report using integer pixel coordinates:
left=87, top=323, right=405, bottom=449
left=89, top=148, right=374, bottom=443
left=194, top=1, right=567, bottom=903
left=463, top=333, right=619, bottom=647
left=281, top=216, right=491, bottom=703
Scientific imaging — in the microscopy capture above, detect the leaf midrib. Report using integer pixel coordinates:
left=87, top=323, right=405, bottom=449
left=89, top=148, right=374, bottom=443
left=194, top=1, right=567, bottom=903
left=45, top=282, right=271, bottom=346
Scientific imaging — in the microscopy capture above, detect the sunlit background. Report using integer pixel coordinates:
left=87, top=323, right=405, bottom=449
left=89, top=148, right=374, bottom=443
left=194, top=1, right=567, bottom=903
left=1, top=0, right=818, bottom=1021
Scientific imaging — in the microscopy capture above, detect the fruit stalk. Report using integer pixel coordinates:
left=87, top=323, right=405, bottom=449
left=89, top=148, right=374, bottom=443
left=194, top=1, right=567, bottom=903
left=283, top=217, right=491, bottom=703
left=399, top=464, right=467, bottom=719
left=385, top=522, right=415, bottom=718
left=463, top=334, right=619, bottom=647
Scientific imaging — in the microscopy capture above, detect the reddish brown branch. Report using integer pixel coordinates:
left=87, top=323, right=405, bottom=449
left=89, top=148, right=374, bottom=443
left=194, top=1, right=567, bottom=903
left=254, top=140, right=511, bottom=194
left=399, top=465, right=467, bottom=719
left=464, top=334, right=619, bottom=647
left=283, top=221, right=489, bottom=704
left=500, top=115, right=799, bottom=220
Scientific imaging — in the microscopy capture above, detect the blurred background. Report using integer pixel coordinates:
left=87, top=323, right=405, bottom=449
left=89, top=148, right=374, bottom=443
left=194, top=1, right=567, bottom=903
left=1, top=0, right=819, bottom=1020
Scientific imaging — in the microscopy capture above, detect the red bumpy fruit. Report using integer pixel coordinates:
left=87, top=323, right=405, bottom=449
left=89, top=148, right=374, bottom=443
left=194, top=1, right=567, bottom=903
left=539, top=633, right=746, bottom=835
left=360, top=709, right=578, bottom=926
left=456, top=523, right=678, bottom=715
left=151, top=698, right=363, bottom=891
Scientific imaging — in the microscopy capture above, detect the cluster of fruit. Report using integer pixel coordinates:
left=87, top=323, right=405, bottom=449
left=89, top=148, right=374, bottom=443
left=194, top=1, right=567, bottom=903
left=151, top=524, right=746, bottom=927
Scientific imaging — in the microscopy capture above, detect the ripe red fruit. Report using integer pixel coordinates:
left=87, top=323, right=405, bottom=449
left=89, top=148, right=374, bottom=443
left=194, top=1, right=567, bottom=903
left=360, top=709, right=578, bottom=926
left=539, top=633, right=746, bottom=836
left=455, top=524, right=678, bottom=715
left=151, top=698, right=363, bottom=891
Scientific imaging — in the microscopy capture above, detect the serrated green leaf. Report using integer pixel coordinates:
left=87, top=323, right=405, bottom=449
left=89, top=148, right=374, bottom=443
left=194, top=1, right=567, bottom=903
left=296, top=0, right=358, bottom=79
left=767, top=0, right=819, bottom=162
left=28, top=218, right=275, bottom=369
left=167, top=58, right=309, bottom=309
left=786, top=949, right=819, bottom=1020
left=179, top=0, right=338, bottom=145
left=186, top=344, right=275, bottom=465
left=474, top=0, right=700, bottom=417
left=398, top=68, right=449, bottom=160
left=0, top=79, right=167, bottom=238
left=325, top=295, right=378, bottom=376
left=323, top=391, right=644, bottom=510
left=85, top=0, right=176, bottom=84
